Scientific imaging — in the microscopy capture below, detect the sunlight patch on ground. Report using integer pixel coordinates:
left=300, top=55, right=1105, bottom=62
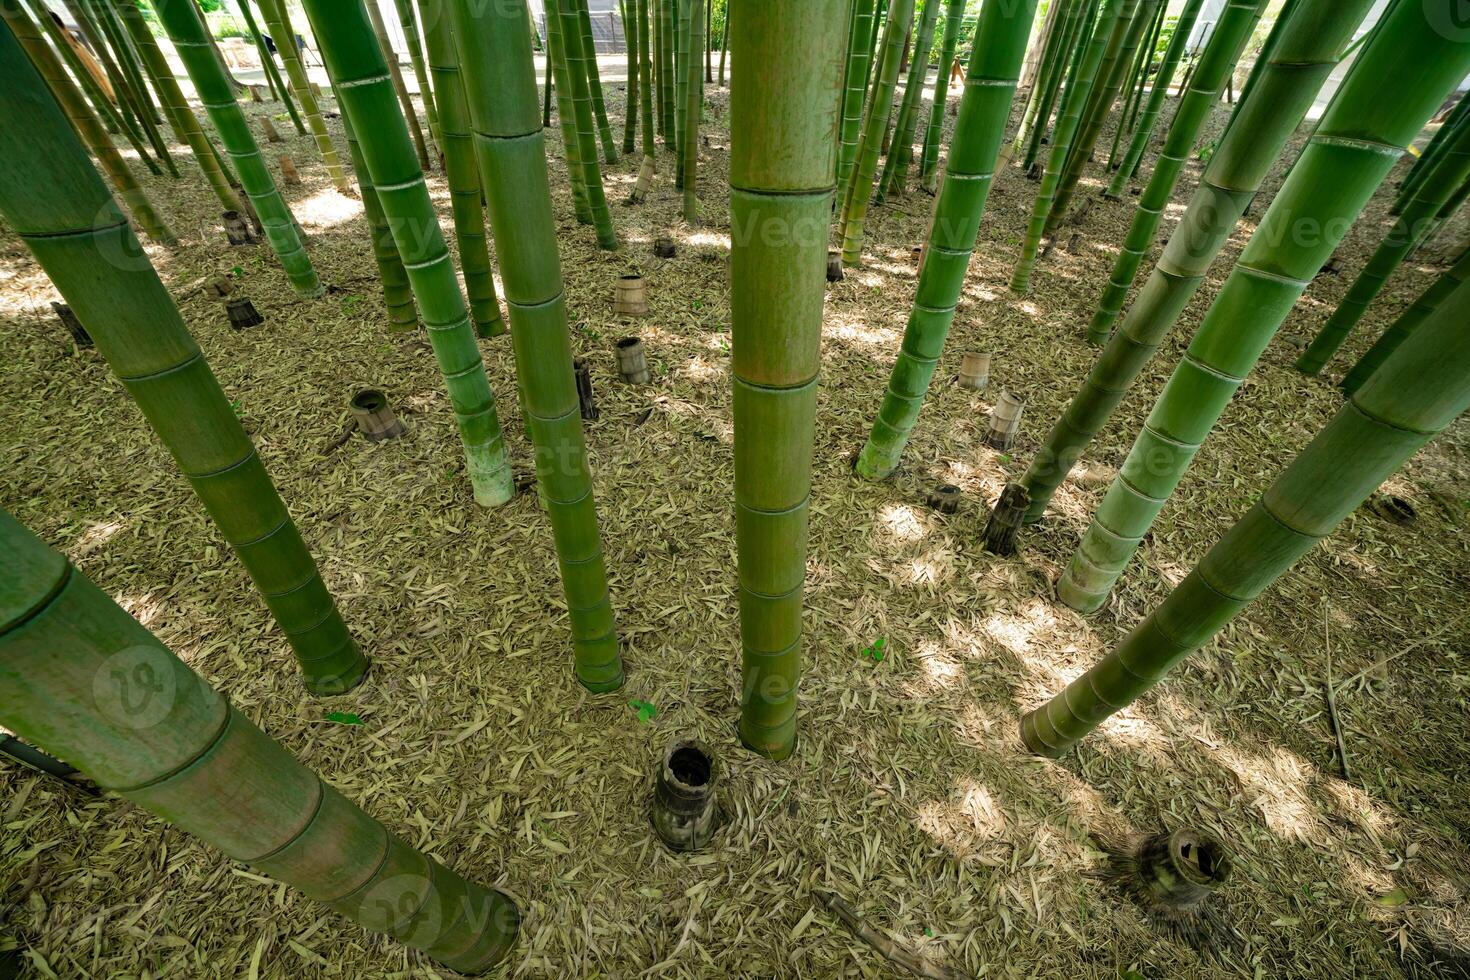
left=877, top=503, right=928, bottom=543
left=74, top=520, right=127, bottom=558
left=292, top=188, right=361, bottom=232
left=679, top=354, right=726, bottom=384
left=825, top=315, right=900, bottom=350
left=1207, top=742, right=1323, bottom=843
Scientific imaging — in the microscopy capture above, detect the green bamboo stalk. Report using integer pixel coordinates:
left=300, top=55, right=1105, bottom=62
left=681, top=0, right=703, bottom=220
left=855, top=0, right=1040, bottom=481
left=1341, top=243, right=1470, bottom=395
left=241, top=0, right=305, bottom=133
left=0, top=510, right=518, bottom=969
left=1054, top=0, right=1470, bottom=614
left=834, top=0, right=878, bottom=205
left=1011, top=0, right=1122, bottom=292
left=0, top=32, right=366, bottom=692
left=343, top=114, right=417, bottom=331
left=88, top=0, right=165, bottom=133
left=1021, top=0, right=1367, bottom=525
left=575, top=0, right=619, bottom=164
left=557, top=0, right=619, bottom=248
left=361, top=0, right=432, bottom=171
left=730, top=0, right=845, bottom=761
left=546, top=1, right=592, bottom=223
left=622, top=0, right=639, bottom=154
left=447, top=0, right=626, bottom=693
left=253, top=0, right=350, bottom=190
left=393, top=0, right=441, bottom=155
left=1085, top=0, right=1264, bottom=343
left=1395, top=93, right=1470, bottom=213
left=1220, top=0, right=1297, bottom=143
left=918, top=0, right=967, bottom=191
left=1296, top=117, right=1470, bottom=375
left=108, top=0, right=188, bottom=142
left=154, top=0, right=321, bottom=293
left=716, top=0, right=726, bottom=85
left=838, top=0, right=914, bottom=266
left=420, top=0, right=506, bottom=338
left=630, top=0, right=658, bottom=201
left=1023, top=0, right=1095, bottom=173
left=1010, top=0, right=1079, bottom=170
left=658, top=0, right=675, bottom=146
left=1105, top=0, right=1204, bottom=196
left=875, top=0, right=939, bottom=203
left=1023, top=276, right=1470, bottom=757
left=65, top=0, right=177, bottom=176
left=299, top=0, right=515, bottom=508
left=2, top=3, right=174, bottom=244
left=1104, top=0, right=1162, bottom=172
left=674, top=0, right=688, bottom=178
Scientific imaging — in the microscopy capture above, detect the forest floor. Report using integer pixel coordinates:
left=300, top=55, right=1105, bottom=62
left=2, top=68, right=1469, bottom=980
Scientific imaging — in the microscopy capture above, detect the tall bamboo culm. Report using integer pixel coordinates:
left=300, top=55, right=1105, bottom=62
left=558, top=0, right=619, bottom=248
left=1342, top=243, right=1470, bottom=395
left=729, top=0, right=845, bottom=760
left=919, top=0, right=968, bottom=192
left=1, top=2, right=174, bottom=245
left=1105, top=0, right=1205, bottom=197
left=576, top=0, right=619, bottom=163
left=1011, top=0, right=1078, bottom=170
left=0, top=509, right=518, bottom=970
left=629, top=0, right=658, bottom=201
left=253, top=0, right=350, bottom=191
left=838, top=0, right=915, bottom=266
left=623, top=0, right=640, bottom=155
left=0, top=28, right=367, bottom=693
left=875, top=0, right=939, bottom=203
left=855, top=0, right=1041, bottom=481
left=1019, top=0, right=1367, bottom=525
left=342, top=113, right=417, bottom=331
left=300, top=0, right=515, bottom=509
left=681, top=0, right=703, bottom=219
left=33, top=0, right=153, bottom=163
left=834, top=0, right=878, bottom=205
left=1021, top=0, right=1093, bottom=174
left=1393, top=93, right=1470, bottom=213
left=393, top=0, right=441, bottom=153
left=1054, top=0, right=1470, bottom=614
left=362, top=0, right=432, bottom=170
left=236, top=0, right=305, bottom=133
left=546, top=0, right=592, bottom=223
left=420, top=0, right=507, bottom=337
left=1023, top=276, right=1470, bottom=757
left=87, top=0, right=178, bottom=177
left=658, top=0, right=675, bottom=147
left=449, top=0, right=626, bottom=693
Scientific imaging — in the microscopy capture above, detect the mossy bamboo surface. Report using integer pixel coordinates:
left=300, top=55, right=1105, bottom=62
left=2, top=2, right=174, bottom=244
left=0, top=509, right=518, bottom=969
left=361, top=0, right=432, bottom=171
left=838, top=0, right=914, bottom=266
left=875, top=0, right=939, bottom=203
left=1023, top=0, right=1095, bottom=172
left=154, top=0, right=321, bottom=292
left=1342, top=242, right=1470, bottom=395
left=546, top=3, right=592, bottom=223
left=730, top=0, right=845, bottom=760
left=343, top=114, right=416, bottom=331
left=576, top=0, right=619, bottom=163
left=1012, top=0, right=1080, bottom=170
left=630, top=0, right=657, bottom=200
left=1085, top=0, right=1263, bottom=343
left=448, top=0, right=625, bottom=693
left=557, top=0, right=619, bottom=248
left=1023, top=276, right=1470, bottom=757
left=66, top=0, right=177, bottom=176
left=253, top=0, right=348, bottom=189
left=834, top=0, right=878, bottom=205
left=681, top=0, right=703, bottom=219
left=1022, top=0, right=1365, bottom=524
left=392, top=0, right=441, bottom=154
left=114, top=0, right=244, bottom=215
left=300, top=0, right=514, bottom=509
left=1106, top=0, right=1204, bottom=196
left=855, top=0, right=1040, bottom=481
left=1055, top=0, right=1470, bottom=614
left=1296, top=118, right=1470, bottom=375
left=1011, top=0, right=1122, bottom=292
left=0, top=30, right=367, bottom=693
left=918, top=0, right=968, bottom=191
left=420, top=0, right=506, bottom=337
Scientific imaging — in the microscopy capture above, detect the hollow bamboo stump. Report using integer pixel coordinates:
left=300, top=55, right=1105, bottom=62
left=261, top=117, right=282, bottom=143
left=983, top=482, right=1029, bottom=556
left=350, top=389, right=407, bottom=442
left=653, top=235, right=677, bottom=258
left=225, top=297, right=264, bottom=331
left=613, top=274, right=649, bottom=316
left=224, top=210, right=256, bottom=245
left=986, top=390, right=1024, bottom=451
left=958, top=351, right=990, bottom=391
left=616, top=336, right=651, bottom=384
left=650, top=739, right=718, bottom=852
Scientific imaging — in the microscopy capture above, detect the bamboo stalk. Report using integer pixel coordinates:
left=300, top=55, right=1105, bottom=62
left=1341, top=243, right=1470, bottom=394
left=342, top=113, right=417, bottom=331
left=875, top=0, right=939, bottom=203
left=674, top=0, right=687, bottom=179
left=87, top=0, right=168, bottom=140
left=681, top=0, right=703, bottom=220
left=629, top=0, right=658, bottom=201
left=299, top=0, right=515, bottom=509
left=1054, top=0, right=1470, bottom=614
left=1010, top=0, right=1079, bottom=171
left=622, top=0, right=639, bottom=154
left=1022, top=276, right=1470, bottom=757
left=576, top=0, right=619, bottom=163
left=393, top=0, right=441, bottom=155
left=65, top=0, right=177, bottom=176
left=448, top=0, right=626, bottom=693
left=1023, top=0, right=1095, bottom=173
left=557, top=0, right=619, bottom=248
left=239, top=0, right=299, bottom=121
left=0, top=32, right=367, bottom=692
left=546, top=1, right=592, bottom=223
left=834, top=0, right=878, bottom=206
left=0, top=509, right=518, bottom=969
left=1106, top=0, right=1204, bottom=196
left=658, top=0, right=674, bottom=146
left=2, top=1, right=174, bottom=244
left=918, top=0, right=968, bottom=191
left=730, top=1, right=846, bottom=760
left=361, top=0, right=432, bottom=170
left=855, top=0, right=1040, bottom=481
left=253, top=0, right=350, bottom=190
left=1395, top=93, right=1470, bottom=213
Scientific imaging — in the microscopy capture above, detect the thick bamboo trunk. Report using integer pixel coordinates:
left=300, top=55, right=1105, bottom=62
left=361, top=0, right=433, bottom=170
left=1023, top=276, right=1470, bottom=757
left=420, top=0, right=506, bottom=337
left=343, top=111, right=417, bottom=330
left=837, top=0, right=914, bottom=266
left=448, top=0, right=626, bottom=693
left=834, top=0, right=878, bottom=206
left=918, top=0, right=966, bottom=191
left=1017, top=0, right=1367, bottom=528
left=393, top=0, right=441, bottom=154
left=0, top=31, right=368, bottom=693
left=729, top=1, right=844, bottom=760
left=253, top=0, right=350, bottom=190
left=1342, top=242, right=1470, bottom=395
left=576, top=0, right=619, bottom=163
left=0, top=510, right=518, bottom=969
left=1106, top=0, right=1205, bottom=196
left=2, top=1, right=174, bottom=244
left=875, top=0, right=939, bottom=203
left=1054, top=0, right=1470, bottom=614
left=855, top=0, right=1040, bottom=481
left=1085, top=0, right=1264, bottom=343
left=681, top=0, right=703, bottom=220
left=557, top=0, right=619, bottom=248
left=300, top=0, right=515, bottom=509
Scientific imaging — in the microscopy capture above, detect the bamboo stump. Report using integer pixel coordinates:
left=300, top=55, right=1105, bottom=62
left=575, top=359, right=599, bottom=421
left=653, top=235, right=677, bottom=258
left=616, top=336, right=651, bottom=384
left=928, top=484, right=961, bottom=514
left=650, top=739, right=719, bottom=852
left=204, top=275, right=235, bottom=301
left=225, top=298, right=264, bottom=331
left=986, top=391, right=1025, bottom=450
left=958, top=351, right=990, bottom=391
left=223, top=210, right=256, bottom=245
left=350, top=389, right=407, bottom=442
left=261, top=117, right=282, bottom=143
left=826, top=250, right=844, bottom=283
left=613, top=274, right=649, bottom=316
left=983, top=483, right=1029, bottom=556
left=279, top=155, right=300, bottom=186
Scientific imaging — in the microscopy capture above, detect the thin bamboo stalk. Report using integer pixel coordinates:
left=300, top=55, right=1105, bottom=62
left=1054, top=0, right=1470, bottom=614
left=65, top=0, right=177, bottom=176
left=658, top=0, right=674, bottom=146
left=622, top=0, right=639, bottom=154
left=448, top=0, right=626, bottom=693
left=254, top=0, right=350, bottom=189
left=239, top=0, right=289, bottom=108
left=918, top=0, right=965, bottom=191
left=1341, top=243, right=1470, bottom=395
left=876, top=0, right=940, bottom=203
left=557, top=0, right=619, bottom=248
left=716, top=0, right=726, bottom=85
left=1395, top=93, right=1470, bottom=213
left=1105, top=0, right=1162, bottom=172
left=834, top=0, right=878, bottom=206
left=855, top=0, right=1040, bottom=481
left=1010, top=0, right=1078, bottom=170
left=629, top=0, right=657, bottom=201
left=674, top=0, right=688, bottom=178
left=546, top=2, right=592, bottom=223
left=1106, top=0, right=1204, bottom=196
left=1023, top=0, right=1094, bottom=173
left=108, top=0, right=184, bottom=141
left=393, top=0, right=441, bottom=154
left=88, top=0, right=164, bottom=133
left=343, top=111, right=417, bottom=330
left=681, top=0, right=703, bottom=220
left=576, top=0, right=619, bottom=163
left=360, top=0, right=432, bottom=170
left=299, top=0, right=515, bottom=508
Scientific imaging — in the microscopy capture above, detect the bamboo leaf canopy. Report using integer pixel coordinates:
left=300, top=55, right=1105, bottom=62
left=0, top=23, right=367, bottom=694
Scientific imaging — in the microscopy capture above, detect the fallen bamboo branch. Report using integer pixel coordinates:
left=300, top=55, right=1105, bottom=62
left=813, top=889, right=958, bottom=980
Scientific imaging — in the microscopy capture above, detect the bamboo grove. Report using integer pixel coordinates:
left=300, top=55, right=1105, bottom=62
left=2, top=0, right=1470, bottom=972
